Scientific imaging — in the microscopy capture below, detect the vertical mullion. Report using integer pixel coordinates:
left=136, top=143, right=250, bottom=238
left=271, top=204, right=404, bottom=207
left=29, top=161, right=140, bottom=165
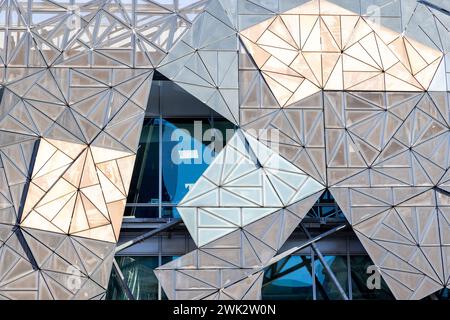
left=312, top=247, right=316, bottom=300
left=158, top=237, right=162, bottom=300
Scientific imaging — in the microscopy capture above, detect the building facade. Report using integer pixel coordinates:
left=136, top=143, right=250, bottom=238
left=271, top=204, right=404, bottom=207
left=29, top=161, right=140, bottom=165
left=0, top=0, right=449, bottom=300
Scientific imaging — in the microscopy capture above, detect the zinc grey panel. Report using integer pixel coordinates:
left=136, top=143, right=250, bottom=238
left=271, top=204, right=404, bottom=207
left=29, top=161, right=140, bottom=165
left=1, top=0, right=449, bottom=301
left=360, top=0, right=401, bottom=16
left=157, top=187, right=324, bottom=299
left=157, top=0, right=240, bottom=124
left=161, top=235, right=189, bottom=255
left=0, top=0, right=159, bottom=300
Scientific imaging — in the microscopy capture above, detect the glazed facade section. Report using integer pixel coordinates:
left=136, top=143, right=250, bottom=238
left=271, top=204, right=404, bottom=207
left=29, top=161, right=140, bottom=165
left=0, top=0, right=449, bottom=300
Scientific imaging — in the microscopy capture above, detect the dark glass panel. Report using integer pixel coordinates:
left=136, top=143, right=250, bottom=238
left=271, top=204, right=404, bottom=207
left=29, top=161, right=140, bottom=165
left=126, top=118, right=160, bottom=206
left=315, top=255, right=349, bottom=300
left=433, top=288, right=450, bottom=300
left=306, top=190, right=345, bottom=220
left=124, top=206, right=159, bottom=218
left=106, top=256, right=159, bottom=300
left=162, top=206, right=180, bottom=219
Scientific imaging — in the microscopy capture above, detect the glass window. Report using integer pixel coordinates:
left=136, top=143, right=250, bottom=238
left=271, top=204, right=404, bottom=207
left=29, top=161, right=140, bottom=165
left=126, top=118, right=160, bottom=216
left=314, top=255, right=349, bottom=300
left=262, top=256, right=314, bottom=300
left=350, top=256, right=395, bottom=300
left=433, top=288, right=450, bottom=300
left=162, top=206, right=180, bottom=219
left=124, top=206, right=159, bottom=218
left=106, top=256, right=159, bottom=300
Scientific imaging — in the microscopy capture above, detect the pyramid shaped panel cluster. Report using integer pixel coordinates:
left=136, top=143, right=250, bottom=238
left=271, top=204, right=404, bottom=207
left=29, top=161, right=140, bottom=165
left=156, top=131, right=324, bottom=299
left=155, top=0, right=450, bottom=301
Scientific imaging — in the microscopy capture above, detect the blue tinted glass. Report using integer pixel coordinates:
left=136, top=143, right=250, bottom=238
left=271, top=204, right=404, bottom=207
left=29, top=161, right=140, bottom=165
left=161, top=119, right=235, bottom=205
left=435, top=288, right=450, bottom=300
left=161, top=119, right=213, bottom=204
left=106, top=256, right=159, bottom=300
left=306, top=190, right=345, bottom=220
left=162, top=207, right=181, bottom=219
left=262, top=256, right=314, bottom=300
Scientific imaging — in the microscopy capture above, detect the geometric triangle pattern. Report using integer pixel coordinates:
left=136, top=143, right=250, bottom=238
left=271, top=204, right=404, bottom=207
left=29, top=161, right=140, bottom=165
left=0, top=0, right=196, bottom=300
left=324, top=91, right=450, bottom=188
left=330, top=188, right=450, bottom=299
left=401, top=2, right=450, bottom=93
left=327, top=90, right=450, bottom=299
left=0, top=0, right=208, bottom=69
left=155, top=129, right=325, bottom=299
left=238, top=86, right=450, bottom=300
left=0, top=227, right=116, bottom=300
left=0, top=68, right=151, bottom=300
left=241, top=90, right=327, bottom=184
left=240, top=0, right=445, bottom=107
left=0, top=0, right=449, bottom=301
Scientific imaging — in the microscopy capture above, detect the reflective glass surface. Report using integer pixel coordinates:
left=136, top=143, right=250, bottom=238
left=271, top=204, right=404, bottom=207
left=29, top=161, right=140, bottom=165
left=315, top=255, right=349, bottom=300
left=162, top=207, right=181, bottom=219
left=262, top=256, right=314, bottom=300
left=106, top=256, right=160, bottom=300
left=350, top=256, right=395, bottom=300
left=125, top=76, right=235, bottom=218
left=127, top=118, right=160, bottom=213
left=106, top=256, right=179, bottom=300
left=432, top=289, right=450, bottom=300
left=306, top=190, right=345, bottom=220
left=124, top=206, right=159, bottom=218
left=162, top=118, right=213, bottom=204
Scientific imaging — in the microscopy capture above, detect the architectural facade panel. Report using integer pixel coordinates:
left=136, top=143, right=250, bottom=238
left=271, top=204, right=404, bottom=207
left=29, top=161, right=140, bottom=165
left=156, top=0, right=450, bottom=301
left=0, top=0, right=449, bottom=300
left=0, top=0, right=203, bottom=299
